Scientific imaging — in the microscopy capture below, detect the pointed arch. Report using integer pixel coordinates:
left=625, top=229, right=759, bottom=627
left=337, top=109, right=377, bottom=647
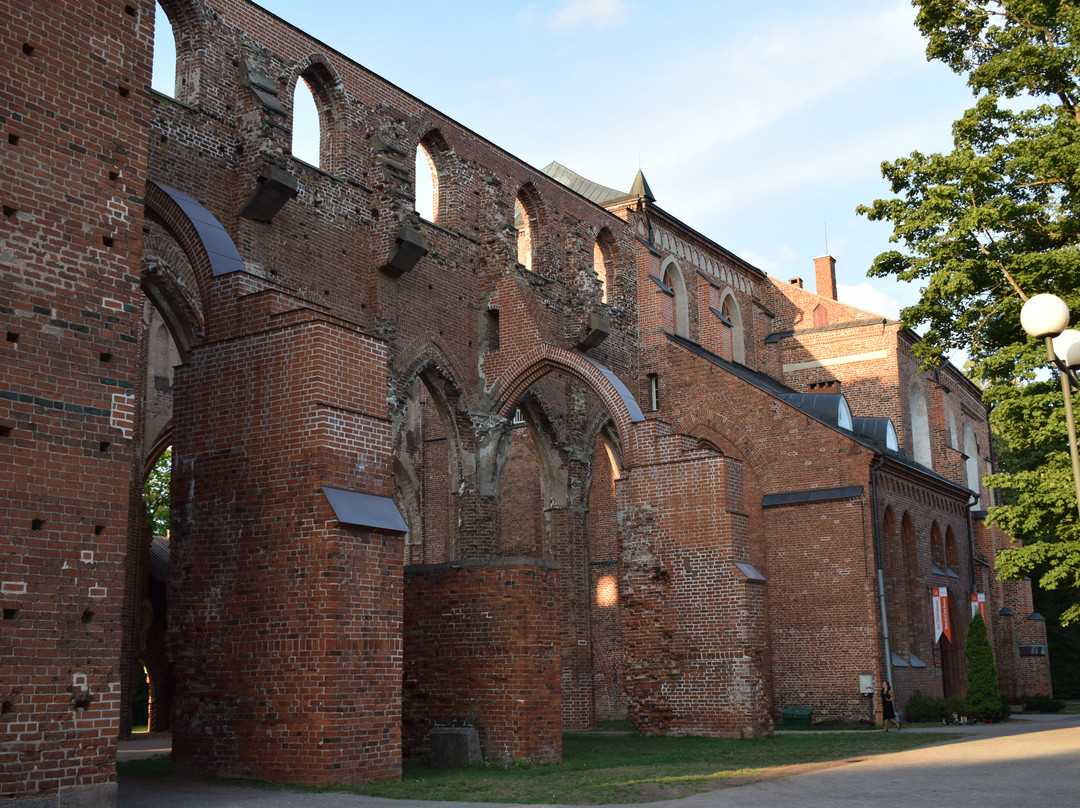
left=514, top=182, right=546, bottom=273
left=661, top=258, right=689, bottom=338
left=909, top=382, right=932, bottom=468
left=930, top=521, right=945, bottom=573
left=155, top=0, right=209, bottom=105
left=415, top=128, right=452, bottom=224
left=720, top=289, right=745, bottom=364
left=593, top=227, right=617, bottom=303
left=291, top=55, right=346, bottom=173
left=494, top=345, right=643, bottom=465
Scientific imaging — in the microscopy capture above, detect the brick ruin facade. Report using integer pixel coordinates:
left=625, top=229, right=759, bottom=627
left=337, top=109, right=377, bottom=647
left=1, top=0, right=1051, bottom=804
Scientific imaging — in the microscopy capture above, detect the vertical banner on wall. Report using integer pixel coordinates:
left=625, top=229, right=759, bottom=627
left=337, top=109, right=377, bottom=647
left=971, top=592, right=987, bottom=624
left=933, top=587, right=952, bottom=642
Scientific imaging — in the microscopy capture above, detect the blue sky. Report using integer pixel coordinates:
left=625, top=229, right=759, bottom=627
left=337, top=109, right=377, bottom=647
left=154, top=0, right=978, bottom=320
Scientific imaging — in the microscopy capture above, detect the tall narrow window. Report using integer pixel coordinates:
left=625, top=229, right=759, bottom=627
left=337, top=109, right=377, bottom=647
left=661, top=260, right=689, bottom=338
left=514, top=185, right=542, bottom=273
left=930, top=522, right=945, bottom=573
left=151, top=1, right=176, bottom=97
left=720, top=292, right=745, bottom=364
left=945, top=526, right=959, bottom=575
left=415, top=142, right=436, bottom=221
left=593, top=228, right=616, bottom=303
left=909, top=383, right=932, bottom=468
left=648, top=374, right=659, bottom=412
left=291, top=77, right=320, bottom=167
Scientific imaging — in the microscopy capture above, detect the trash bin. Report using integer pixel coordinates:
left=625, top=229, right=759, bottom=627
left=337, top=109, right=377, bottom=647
left=782, top=706, right=813, bottom=727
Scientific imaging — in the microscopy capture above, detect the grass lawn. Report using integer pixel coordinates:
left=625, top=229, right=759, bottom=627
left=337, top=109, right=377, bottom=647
left=120, top=729, right=960, bottom=804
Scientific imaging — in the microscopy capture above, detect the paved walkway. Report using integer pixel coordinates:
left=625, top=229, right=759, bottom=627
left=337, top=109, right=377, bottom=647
left=119, top=713, right=1080, bottom=808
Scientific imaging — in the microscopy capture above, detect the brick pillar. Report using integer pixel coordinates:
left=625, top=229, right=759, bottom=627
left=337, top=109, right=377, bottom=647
left=456, top=492, right=501, bottom=558
left=621, top=448, right=771, bottom=737
left=547, top=506, right=594, bottom=729
left=169, top=316, right=402, bottom=786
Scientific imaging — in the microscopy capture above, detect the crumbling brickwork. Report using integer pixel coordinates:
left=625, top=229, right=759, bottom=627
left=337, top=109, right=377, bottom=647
left=1, top=0, right=1050, bottom=803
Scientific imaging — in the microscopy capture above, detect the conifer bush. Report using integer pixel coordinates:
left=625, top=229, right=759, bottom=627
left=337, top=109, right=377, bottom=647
left=964, top=612, right=1004, bottom=720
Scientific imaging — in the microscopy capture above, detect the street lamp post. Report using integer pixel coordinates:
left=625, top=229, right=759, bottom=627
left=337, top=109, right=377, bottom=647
left=1019, top=293, right=1080, bottom=522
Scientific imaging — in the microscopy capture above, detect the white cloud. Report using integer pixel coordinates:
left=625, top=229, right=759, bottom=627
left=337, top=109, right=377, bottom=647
left=837, top=282, right=904, bottom=320
left=550, top=0, right=630, bottom=31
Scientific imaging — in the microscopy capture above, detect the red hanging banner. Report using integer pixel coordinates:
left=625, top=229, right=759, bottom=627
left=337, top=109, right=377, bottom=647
left=933, top=587, right=952, bottom=642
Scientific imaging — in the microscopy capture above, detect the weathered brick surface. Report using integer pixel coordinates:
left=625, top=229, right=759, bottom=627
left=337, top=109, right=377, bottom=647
left=402, top=559, right=561, bottom=764
left=2, top=0, right=1051, bottom=799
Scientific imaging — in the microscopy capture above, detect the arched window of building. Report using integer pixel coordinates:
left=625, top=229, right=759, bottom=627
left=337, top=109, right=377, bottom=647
left=909, top=382, right=932, bottom=468
left=945, top=525, right=959, bottom=576
left=151, top=2, right=177, bottom=97
left=414, top=130, right=450, bottom=224
left=514, top=184, right=543, bottom=273
left=291, top=76, right=321, bottom=167
left=661, top=259, right=689, bottom=338
left=813, top=303, right=829, bottom=328
left=415, top=142, right=436, bottom=221
left=720, top=291, right=745, bottom=364
left=930, top=521, right=945, bottom=573
left=593, top=227, right=616, bottom=303
left=290, top=61, right=343, bottom=172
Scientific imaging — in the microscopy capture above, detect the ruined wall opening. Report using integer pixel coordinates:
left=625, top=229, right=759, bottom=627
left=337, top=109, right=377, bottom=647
left=587, top=426, right=624, bottom=720
left=593, top=227, right=616, bottom=304
left=154, top=0, right=206, bottom=105
left=151, top=1, right=177, bottom=97
left=291, top=76, right=322, bottom=168
left=290, top=60, right=344, bottom=173
left=394, top=376, right=455, bottom=565
left=414, top=142, right=436, bottom=222
left=498, top=402, right=545, bottom=557
left=514, top=183, right=544, bottom=273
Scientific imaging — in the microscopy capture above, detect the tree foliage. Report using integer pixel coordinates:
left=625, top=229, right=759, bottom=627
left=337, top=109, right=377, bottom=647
left=143, top=447, right=172, bottom=537
left=858, top=0, right=1080, bottom=624
left=963, top=611, right=1004, bottom=719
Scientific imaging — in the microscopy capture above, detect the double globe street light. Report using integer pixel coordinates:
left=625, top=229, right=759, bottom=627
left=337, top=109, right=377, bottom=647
left=1019, top=292, right=1080, bottom=521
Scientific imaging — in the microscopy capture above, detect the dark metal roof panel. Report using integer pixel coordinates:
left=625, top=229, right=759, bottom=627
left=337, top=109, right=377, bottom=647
left=541, top=162, right=625, bottom=205
left=322, top=486, right=409, bottom=532
left=761, top=486, right=864, bottom=507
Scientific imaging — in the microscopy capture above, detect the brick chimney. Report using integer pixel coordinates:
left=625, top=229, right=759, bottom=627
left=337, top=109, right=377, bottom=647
left=814, top=255, right=837, bottom=300
left=789, top=277, right=803, bottom=288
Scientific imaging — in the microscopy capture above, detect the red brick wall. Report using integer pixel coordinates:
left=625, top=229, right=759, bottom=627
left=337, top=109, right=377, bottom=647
left=168, top=315, right=403, bottom=785
left=621, top=427, right=772, bottom=737
left=1, top=0, right=153, bottom=801
left=403, top=559, right=561, bottom=763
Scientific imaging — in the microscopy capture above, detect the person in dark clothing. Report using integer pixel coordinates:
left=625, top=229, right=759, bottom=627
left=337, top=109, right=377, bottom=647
left=881, top=682, right=901, bottom=732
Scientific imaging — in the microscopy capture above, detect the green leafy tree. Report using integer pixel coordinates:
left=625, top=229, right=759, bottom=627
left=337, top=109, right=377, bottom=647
left=964, top=611, right=1004, bottom=719
left=143, top=447, right=172, bottom=537
left=857, top=0, right=1080, bottom=625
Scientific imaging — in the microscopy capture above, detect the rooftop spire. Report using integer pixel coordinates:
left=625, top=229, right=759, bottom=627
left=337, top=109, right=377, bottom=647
left=630, top=169, right=655, bottom=202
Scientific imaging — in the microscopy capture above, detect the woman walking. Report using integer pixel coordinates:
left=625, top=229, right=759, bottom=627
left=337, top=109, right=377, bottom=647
left=881, top=682, right=901, bottom=732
